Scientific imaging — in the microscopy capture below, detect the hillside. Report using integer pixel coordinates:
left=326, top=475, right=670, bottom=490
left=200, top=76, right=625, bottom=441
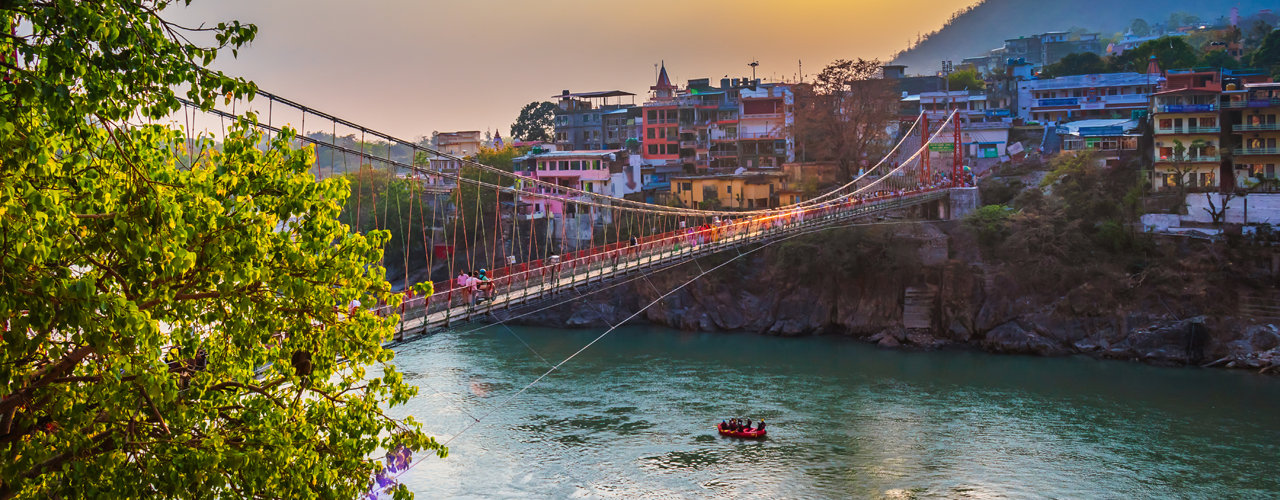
left=891, top=0, right=1273, bottom=74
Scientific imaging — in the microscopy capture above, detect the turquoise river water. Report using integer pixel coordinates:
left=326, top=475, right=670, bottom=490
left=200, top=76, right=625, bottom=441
left=386, top=325, right=1280, bottom=499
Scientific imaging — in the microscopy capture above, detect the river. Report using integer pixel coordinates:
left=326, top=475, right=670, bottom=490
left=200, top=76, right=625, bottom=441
left=386, top=325, right=1280, bottom=499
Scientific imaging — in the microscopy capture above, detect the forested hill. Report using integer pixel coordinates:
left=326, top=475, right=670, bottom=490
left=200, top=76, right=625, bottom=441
left=891, top=0, right=1272, bottom=74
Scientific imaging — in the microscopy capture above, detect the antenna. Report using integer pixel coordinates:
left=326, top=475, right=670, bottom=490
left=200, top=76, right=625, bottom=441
left=749, top=60, right=759, bottom=80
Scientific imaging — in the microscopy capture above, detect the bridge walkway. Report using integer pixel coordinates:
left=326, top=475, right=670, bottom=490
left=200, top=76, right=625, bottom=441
left=379, top=190, right=947, bottom=340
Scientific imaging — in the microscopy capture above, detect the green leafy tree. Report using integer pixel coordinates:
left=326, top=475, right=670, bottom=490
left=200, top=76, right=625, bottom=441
left=1200, top=49, right=1243, bottom=71
left=1249, top=29, right=1280, bottom=76
left=448, top=145, right=527, bottom=267
left=1169, top=12, right=1200, bottom=28
left=510, top=101, right=557, bottom=142
left=947, top=68, right=986, bottom=90
left=340, top=167, right=445, bottom=283
left=1246, top=20, right=1275, bottom=49
left=1040, top=52, right=1109, bottom=78
left=1113, top=36, right=1199, bottom=73
left=1129, top=19, right=1151, bottom=37
left=0, top=2, right=441, bottom=499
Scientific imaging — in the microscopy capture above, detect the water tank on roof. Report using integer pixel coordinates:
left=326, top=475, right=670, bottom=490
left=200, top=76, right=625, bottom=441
left=1227, top=83, right=1238, bottom=91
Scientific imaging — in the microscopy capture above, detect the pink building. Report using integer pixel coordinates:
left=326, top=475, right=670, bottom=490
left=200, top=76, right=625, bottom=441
left=511, top=149, right=627, bottom=221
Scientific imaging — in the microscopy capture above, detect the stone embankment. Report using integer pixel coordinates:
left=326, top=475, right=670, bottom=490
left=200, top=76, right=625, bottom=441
left=496, top=223, right=1280, bottom=375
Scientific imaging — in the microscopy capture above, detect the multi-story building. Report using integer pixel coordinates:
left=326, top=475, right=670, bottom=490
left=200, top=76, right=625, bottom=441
left=1003, top=36, right=1043, bottom=66
left=640, top=63, right=794, bottom=174
left=1016, top=71, right=1160, bottom=123
left=737, top=83, right=794, bottom=170
left=510, top=149, right=627, bottom=221
left=552, top=90, right=637, bottom=151
left=669, top=171, right=795, bottom=209
left=1138, top=67, right=1269, bottom=191
left=1041, top=31, right=1103, bottom=66
left=1230, top=82, right=1280, bottom=185
left=1057, top=118, right=1142, bottom=166
left=425, top=130, right=484, bottom=188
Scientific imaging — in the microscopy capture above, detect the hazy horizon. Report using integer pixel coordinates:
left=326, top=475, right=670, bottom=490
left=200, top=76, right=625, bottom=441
left=169, top=0, right=975, bottom=140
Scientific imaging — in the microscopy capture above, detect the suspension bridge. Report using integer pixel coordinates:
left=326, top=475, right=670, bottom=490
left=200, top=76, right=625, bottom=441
left=172, top=92, right=977, bottom=341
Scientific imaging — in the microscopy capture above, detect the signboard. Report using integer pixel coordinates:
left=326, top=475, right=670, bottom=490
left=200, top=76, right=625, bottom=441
left=985, top=109, right=1012, bottom=117
left=1164, top=104, right=1213, bottom=113
left=1039, top=98, right=1079, bottom=107
left=1006, top=142, right=1025, bottom=155
left=1249, top=99, right=1273, bottom=108
left=928, top=143, right=956, bottom=152
left=1077, top=125, right=1125, bottom=137
left=1080, top=102, right=1106, bottom=110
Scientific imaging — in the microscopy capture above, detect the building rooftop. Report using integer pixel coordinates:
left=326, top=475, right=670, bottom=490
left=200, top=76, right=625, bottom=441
left=1056, top=119, right=1141, bottom=137
left=514, top=149, right=624, bottom=161
left=671, top=171, right=788, bottom=182
left=555, top=90, right=636, bottom=99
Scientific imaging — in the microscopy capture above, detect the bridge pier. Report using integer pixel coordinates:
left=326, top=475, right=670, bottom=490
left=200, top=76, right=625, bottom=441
left=947, top=187, right=979, bottom=220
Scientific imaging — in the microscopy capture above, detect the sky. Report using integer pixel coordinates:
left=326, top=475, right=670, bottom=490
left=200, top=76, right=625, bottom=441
left=168, top=0, right=974, bottom=140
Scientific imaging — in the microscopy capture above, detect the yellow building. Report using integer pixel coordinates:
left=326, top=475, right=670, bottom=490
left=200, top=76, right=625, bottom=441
left=1232, top=82, right=1280, bottom=184
left=670, top=172, right=795, bottom=209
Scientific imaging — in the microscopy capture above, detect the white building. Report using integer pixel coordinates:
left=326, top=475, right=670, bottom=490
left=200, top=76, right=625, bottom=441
left=1017, top=72, right=1160, bottom=123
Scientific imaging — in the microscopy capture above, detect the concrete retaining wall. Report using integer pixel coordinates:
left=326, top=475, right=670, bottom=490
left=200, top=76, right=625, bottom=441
left=1183, top=193, right=1280, bottom=225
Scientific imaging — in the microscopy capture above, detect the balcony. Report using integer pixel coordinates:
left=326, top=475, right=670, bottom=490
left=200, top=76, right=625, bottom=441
left=714, top=134, right=739, bottom=141
left=679, top=140, right=697, bottom=148
left=1033, top=94, right=1149, bottom=108
left=739, top=132, right=784, bottom=140
left=1155, top=126, right=1221, bottom=134
left=1155, top=104, right=1217, bottom=113
left=1223, top=98, right=1280, bottom=109
left=741, top=112, right=783, bottom=119
left=1156, top=155, right=1221, bottom=163
left=1235, top=147, right=1280, bottom=155
left=1235, top=123, right=1280, bottom=132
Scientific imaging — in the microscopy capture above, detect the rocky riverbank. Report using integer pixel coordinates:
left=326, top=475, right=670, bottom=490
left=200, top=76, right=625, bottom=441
left=493, top=222, right=1280, bottom=375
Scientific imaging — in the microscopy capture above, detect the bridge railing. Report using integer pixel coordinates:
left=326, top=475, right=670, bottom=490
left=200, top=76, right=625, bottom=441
left=370, top=189, right=948, bottom=331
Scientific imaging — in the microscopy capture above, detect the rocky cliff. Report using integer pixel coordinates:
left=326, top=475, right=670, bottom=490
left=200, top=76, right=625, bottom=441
left=495, top=222, right=1280, bottom=375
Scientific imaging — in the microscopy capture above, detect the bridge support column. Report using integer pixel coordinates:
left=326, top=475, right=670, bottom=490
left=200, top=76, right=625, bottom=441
left=947, top=187, right=980, bottom=220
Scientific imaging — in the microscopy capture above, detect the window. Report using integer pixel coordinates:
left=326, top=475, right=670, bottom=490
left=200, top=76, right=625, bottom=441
left=559, top=161, right=569, bottom=170
left=535, top=204, right=541, bottom=212
left=647, top=110, right=657, bottom=122
left=593, top=160, right=601, bottom=170
left=647, top=128, right=656, bottom=139
left=648, top=144, right=658, bottom=155
left=667, top=127, right=677, bottom=138
left=1202, top=117, right=1217, bottom=128
left=539, top=161, right=547, bottom=170
left=1269, top=165, right=1276, bottom=179
left=570, top=161, right=581, bottom=170
left=726, top=185, right=732, bottom=194
left=1159, top=119, right=1173, bottom=129
left=584, top=182, right=593, bottom=192
left=681, top=182, right=693, bottom=192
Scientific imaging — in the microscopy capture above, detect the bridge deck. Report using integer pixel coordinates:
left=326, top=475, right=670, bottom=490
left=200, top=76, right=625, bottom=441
left=377, top=190, right=946, bottom=340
